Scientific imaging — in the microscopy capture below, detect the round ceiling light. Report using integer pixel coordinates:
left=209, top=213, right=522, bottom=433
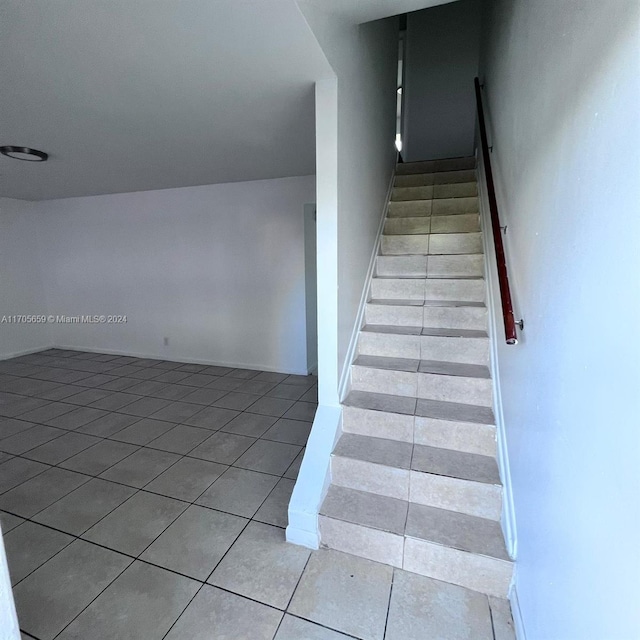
left=0, top=146, right=48, bottom=162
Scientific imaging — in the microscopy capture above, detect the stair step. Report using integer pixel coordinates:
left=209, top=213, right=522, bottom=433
left=370, top=277, right=485, bottom=303
left=319, top=486, right=512, bottom=595
left=396, top=157, right=476, bottom=175
left=388, top=201, right=432, bottom=218
left=428, top=232, right=483, bottom=255
left=384, top=217, right=431, bottom=235
left=394, top=168, right=476, bottom=188
left=365, top=301, right=487, bottom=331
left=376, top=254, right=483, bottom=279
left=344, top=390, right=495, bottom=425
left=376, top=255, right=427, bottom=278
left=391, top=182, right=478, bottom=202
left=432, top=196, right=479, bottom=215
left=351, top=365, right=493, bottom=406
left=383, top=214, right=480, bottom=235
left=342, top=404, right=496, bottom=455
left=331, top=434, right=502, bottom=518
left=362, top=325, right=487, bottom=338
left=354, top=355, right=490, bottom=379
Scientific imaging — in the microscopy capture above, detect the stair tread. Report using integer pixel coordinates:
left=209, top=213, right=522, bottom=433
left=354, top=355, right=490, bottom=379
left=396, top=158, right=476, bottom=175
left=369, top=298, right=486, bottom=308
left=333, top=434, right=500, bottom=485
left=344, top=390, right=495, bottom=425
left=320, top=485, right=408, bottom=535
left=320, top=485, right=510, bottom=562
left=362, top=324, right=487, bottom=338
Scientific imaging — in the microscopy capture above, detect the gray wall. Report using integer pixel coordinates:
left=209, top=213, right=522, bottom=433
left=479, top=0, right=640, bottom=638
left=403, top=0, right=481, bottom=161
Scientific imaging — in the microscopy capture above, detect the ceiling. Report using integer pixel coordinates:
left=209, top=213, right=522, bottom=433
left=0, top=0, right=451, bottom=200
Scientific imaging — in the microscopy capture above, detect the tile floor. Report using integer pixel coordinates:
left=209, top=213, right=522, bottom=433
left=0, top=349, right=514, bottom=640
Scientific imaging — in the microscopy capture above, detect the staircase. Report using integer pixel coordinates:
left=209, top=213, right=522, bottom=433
left=318, top=156, right=514, bottom=598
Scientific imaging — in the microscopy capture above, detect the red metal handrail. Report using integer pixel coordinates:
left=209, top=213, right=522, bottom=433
left=474, top=77, right=519, bottom=345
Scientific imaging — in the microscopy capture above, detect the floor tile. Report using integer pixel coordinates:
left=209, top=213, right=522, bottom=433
left=246, top=396, right=295, bottom=417
left=109, top=417, right=176, bottom=445
left=235, top=439, right=301, bottom=476
left=275, top=615, right=352, bottom=639
left=190, top=431, right=255, bottom=464
left=13, top=539, right=132, bottom=640
left=213, top=392, right=261, bottom=411
left=23, top=432, right=101, bottom=464
left=283, top=375, right=316, bottom=388
left=300, top=387, right=318, bottom=403
left=208, top=521, right=310, bottom=610
left=165, top=585, right=282, bottom=640
left=206, top=377, right=244, bottom=391
left=90, top=392, right=140, bottom=411
left=145, top=456, right=227, bottom=501
left=17, top=402, right=76, bottom=424
left=288, top=549, right=393, bottom=640
left=179, top=373, right=218, bottom=387
left=282, top=401, right=317, bottom=422
left=33, top=478, right=136, bottom=535
left=184, top=406, right=239, bottom=430
left=44, top=406, right=109, bottom=430
left=56, top=560, right=198, bottom=640
left=196, top=467, right=278, bottom=517
left=146, top=424, right=211, bottom=454
left=0, top=511, right=25, bottom=533
left=141, top=505, right=247, bottom=580
left=0, top=396, right=50, bottom=418
left=0, top=417, right=37, bottom=439
left=117, top=396, right=171, bottom=417
left=98, top=377, right=140, bottom=392
left=148, top=400, right=201, bottom=423
left=125, top=380, right=167, bottom=397
left=284, top=449, right=304, bottom=480
left=266, top=384, right=306, bottom=401
left=0, top=467, right=90, bottom=517
left=221, top=412, right=277, bottom=438
left=83, top=491, right=188, bottom=555
left=254, top=371, right=288, bottom=383
left=76, top=411, right=140, bottom=437
left=153, top=370, right=192, bottom=384
left=0, top=457, right=49, bottom=493
left=99, top=447, right=181, bottom=488
left=4, top=521, right=74, bottom=585
left=236, top=380, right=277, bottom=395
left=385, top=569, right=493, bottom=640
left=263, top=418, right=312, bottom=446
left=151, top=383, right=197, bottom=401
left=59, top=439, right=139, bottom=475
left=227, top=368, right=260, bottom=380
left=254, top=478, right=295, bottom=528
left=178, top=387, right=227, bottom=405
left=0, top=424, right=66, bottom=455
left=38, top=384, right=85, bottom=401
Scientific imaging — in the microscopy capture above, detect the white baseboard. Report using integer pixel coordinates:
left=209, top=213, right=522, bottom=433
left=476, top=152, right=518, bottom=560
left=0, top=345, right=52, bottom=361
left=337, top=159, right=398, bottom=402
left=510, top=579, right=528, bottom=640
left=286, top=404, right=342, bottom=549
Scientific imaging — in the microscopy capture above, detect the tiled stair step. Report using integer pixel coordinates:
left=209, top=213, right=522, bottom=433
left=394, top=169, right=476, bottom=188
left=351, top=363, right=493, bottom=406
left=319, top=485, right=513, bottom=596
left=358, top=328, right=489, bottom=365
left=370, top=277, right=485, bottom=303
left=365, top=301, right=488, bottom=331
left=384, top=214, right=480, bottom=235
left=376, top=254, right=484, bottom=279
left=354, top=355, right=490, bottom=377
left=388, top=197, right=479, bottom=218
left=381, top=232, right=483, bottom=256
left=391, top=182, right=478, bottom=202
left=343, top=390, right=495, bottom=425
left=330, top=433, right=502, bottom=520
left=396, top=157, right=476, bottom=175
left=342, top=404, right=496, bottom=456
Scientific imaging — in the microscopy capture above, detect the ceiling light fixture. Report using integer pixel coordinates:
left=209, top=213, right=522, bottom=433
left=0, top=146, right=48, bottom=162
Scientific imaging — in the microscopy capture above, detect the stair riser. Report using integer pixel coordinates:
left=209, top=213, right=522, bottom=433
left=404, top=537, right=513, bottom=597
left=366, top=304, right=487, bottom=331
left=388, top=201, right=432, bottom=217
left=358, top=332, right=489, bottom=364
left=432, top=197, right=478, bottom=215
left=396, top=158, right=476, bottom=175
left=376, top=256, right=427, bottom=278
left=376, top=254, right=483, bottom=279
left=415, top=416, right=496, bottom=457
left=332, top=456, right=409, bottom=500
left=418, top=372, right=494, bottom=407
left=365, top=304, right=423, bottom=327
left=370, top=278, right=485, bottom=302
left=428, top=233, right=484, bottom=255
left=342, top=406, right=413, bottom=443
left=384, top=214, right=481, bottom=235
left=381, top=235, right=430, bottom=256
left=394, top=169, right=476, bottom=188
left=319, top=516, right=404, bottom=568
left=392, top=183, right=478, bottom=202
left=384, top=217, right=431, bottom=235
left=409, top=470, right=502, bottom=520
left=351, top=367, right=493, bottom=406
left=391, top=186, right=434, bottom=201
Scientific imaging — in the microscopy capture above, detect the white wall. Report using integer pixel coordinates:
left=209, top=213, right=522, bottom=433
left=479, top=1, right=640, bottom=638
left=32, top=176, right=315, bottom=374
left=287, top=8, right=399, bottom=547
left=0, top=198, right=51, bottom=359
left=402, top=0, right=481, bottom=161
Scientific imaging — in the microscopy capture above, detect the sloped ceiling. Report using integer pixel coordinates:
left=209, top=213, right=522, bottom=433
left=0, top=0, right=451, bottom=200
